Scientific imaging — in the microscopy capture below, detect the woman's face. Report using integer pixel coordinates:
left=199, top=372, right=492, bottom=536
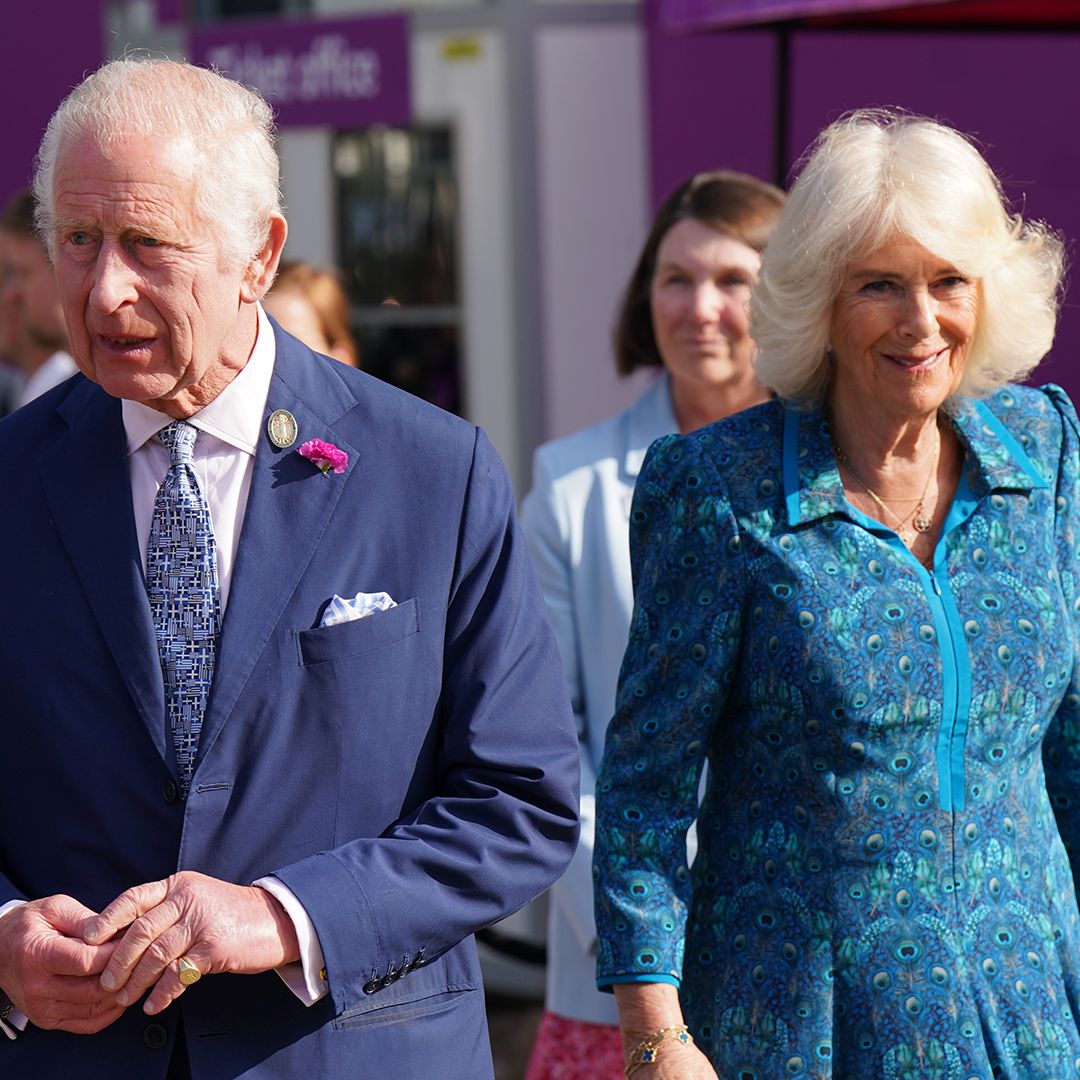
left=649, top=219, right=761, bottom=394
left=264, top=289, right=333, bottom=358
left=828, top=233, right=979, bottom=423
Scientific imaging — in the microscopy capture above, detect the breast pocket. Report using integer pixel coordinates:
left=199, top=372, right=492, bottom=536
left=296, top=597, right=421, bottom=667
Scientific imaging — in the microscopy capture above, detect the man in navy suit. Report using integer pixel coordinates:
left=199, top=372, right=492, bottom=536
left=0, top=58, right=578, bottom=1079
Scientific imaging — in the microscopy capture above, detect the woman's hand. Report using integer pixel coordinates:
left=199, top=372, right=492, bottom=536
left=614, top=983, right=720, bottom=1080
left=633, top=1037, right=719, bottom=1079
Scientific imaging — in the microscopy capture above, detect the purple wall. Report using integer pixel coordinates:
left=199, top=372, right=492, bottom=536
left=646, top=14, right=1080, bottom=400
left=0, top=4, right=106, bottom=206
left=646, top=1, right=777, bottom=202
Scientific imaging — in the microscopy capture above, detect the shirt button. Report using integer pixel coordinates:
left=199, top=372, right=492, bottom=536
left=362, top=980, right=379, bottom=995
left=144, top=1023, right=168, bottom=1049
left=161, top=779, right=179, bottom=804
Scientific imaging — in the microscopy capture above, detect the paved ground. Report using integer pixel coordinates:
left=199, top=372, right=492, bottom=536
left=487, top=994, right=543, bottom=1080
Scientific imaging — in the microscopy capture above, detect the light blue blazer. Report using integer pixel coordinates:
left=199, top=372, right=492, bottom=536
left=521, top=374, right=676, bottom=1024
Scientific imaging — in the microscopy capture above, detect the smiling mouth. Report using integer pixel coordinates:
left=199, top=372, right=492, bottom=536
left=883, top=348, right=947, bottom=371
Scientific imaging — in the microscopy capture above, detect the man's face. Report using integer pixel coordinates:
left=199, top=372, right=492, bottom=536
left=0, top=228, right=66, bottom=362
left=51, top=133, right=281, bottom=416
left=0, top=229, right=23, bottom=358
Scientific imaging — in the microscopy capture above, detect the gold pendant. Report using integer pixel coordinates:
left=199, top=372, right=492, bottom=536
left=913, top=515, right=933, bottom=534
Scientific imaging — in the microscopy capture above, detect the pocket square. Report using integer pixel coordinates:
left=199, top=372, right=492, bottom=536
left=321, top=591, right=397, bottom=628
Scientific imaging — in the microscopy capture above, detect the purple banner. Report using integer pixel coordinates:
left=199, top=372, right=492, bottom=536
left=156, top=0, right=184, bottom=23
left=662, top=0, right=956, bottom=30
left=190, top=14, right=411, bottom=129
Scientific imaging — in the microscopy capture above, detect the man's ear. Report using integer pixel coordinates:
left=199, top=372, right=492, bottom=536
left=240, top=213, right=288, bottom=304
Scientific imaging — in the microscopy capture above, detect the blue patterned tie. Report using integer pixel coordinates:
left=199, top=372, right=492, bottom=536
left=146, top=420, right=221, bottom=796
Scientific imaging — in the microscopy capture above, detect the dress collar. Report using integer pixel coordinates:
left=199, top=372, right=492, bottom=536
left=782, top=392, right=1049, bottom=529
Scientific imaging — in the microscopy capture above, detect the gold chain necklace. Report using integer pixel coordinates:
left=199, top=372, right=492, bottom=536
left=833, top=429, right=941, bottom=544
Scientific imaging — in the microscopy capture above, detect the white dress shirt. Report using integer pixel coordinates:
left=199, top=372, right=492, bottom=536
left=0, top=307, right=326, bottom=1039
left=16, top=349, right=77, bottom=409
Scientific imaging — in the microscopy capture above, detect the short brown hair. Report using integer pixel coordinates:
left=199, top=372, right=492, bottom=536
left=614, top=171, right=785, bottom=376
left=1, top=189, right=37, bottom=240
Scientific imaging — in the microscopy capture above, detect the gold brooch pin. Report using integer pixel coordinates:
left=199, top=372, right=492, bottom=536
left=267, top=409, right=298, bottom=448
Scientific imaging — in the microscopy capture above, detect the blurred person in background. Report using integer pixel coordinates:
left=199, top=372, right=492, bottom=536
left=0, top=223, right=28, bottom=417
left=593, top=110, right=1073, bottom=1079
left=520, top=171, right=784, bottom=1080
left=0, top=188, right=75, bottom=407
left=264, top=259, right=359, bottom=367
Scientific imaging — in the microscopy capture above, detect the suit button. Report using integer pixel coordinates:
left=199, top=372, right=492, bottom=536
left=144, top=1023, right=168, bottom=1049
left=381, top=970, right=400, bottom=988
left=161, top=779, right=179, bottom=804
left=362, top=980, right=379, bottom=995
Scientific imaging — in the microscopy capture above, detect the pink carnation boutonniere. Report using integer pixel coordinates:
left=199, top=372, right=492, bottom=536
left=297, top=438, right=349, bottom=476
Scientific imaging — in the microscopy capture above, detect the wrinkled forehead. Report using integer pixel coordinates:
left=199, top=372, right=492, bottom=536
left=55, top=129, right=198, bottom=190
left=52, top=131, right=203, bottom=229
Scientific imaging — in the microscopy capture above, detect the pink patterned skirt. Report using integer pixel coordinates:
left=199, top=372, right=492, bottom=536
left=524, top=1010, right=625, bottom=1080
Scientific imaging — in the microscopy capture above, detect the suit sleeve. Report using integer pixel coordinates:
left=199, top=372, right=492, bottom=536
left=273, top=427, right=580, bottom=1016
left=593, top=433, right=743, bottom=989
left=1041, top=386, right=1080, bottom=875
left=0, top=875, right=25, bottom=911
left=521, top=448, right=602, bottom=952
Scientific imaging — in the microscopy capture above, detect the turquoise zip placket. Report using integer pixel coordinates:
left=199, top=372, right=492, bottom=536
left=918, top=561, right=972, bottom=812
left=844, top=494, right=977, bottom=814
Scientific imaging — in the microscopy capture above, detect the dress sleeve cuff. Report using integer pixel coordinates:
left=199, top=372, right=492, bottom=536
left=254, top=876, right=329, bottom=1006
left=596, top=973, right=682, bottom=993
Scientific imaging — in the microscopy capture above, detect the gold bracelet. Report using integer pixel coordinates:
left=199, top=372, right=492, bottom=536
left=624, top=1024, right=692, bottom=1077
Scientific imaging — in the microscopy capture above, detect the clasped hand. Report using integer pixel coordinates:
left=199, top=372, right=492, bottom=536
left=0, top=895, right=120, bottom=1034
left=0, top=872, right=299, bottom=1034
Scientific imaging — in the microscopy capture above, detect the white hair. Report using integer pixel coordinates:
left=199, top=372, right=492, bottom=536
left=34, top=56, right=282, bottom=268
left=751, top=109, right=1064, bottom=406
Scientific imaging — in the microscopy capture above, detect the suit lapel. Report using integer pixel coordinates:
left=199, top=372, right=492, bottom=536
left=40, top=382, right=168, bottom=761
left=195, top=333, right=359, bottom=767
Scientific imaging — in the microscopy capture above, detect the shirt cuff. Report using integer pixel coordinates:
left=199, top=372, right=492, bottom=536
left=0, top=901, right=28, bottom=1038
left=254, top=877, right=328, bottom=1006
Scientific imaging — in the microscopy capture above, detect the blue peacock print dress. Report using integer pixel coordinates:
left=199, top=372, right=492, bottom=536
left=594, top=385, right=1080, bottom=1079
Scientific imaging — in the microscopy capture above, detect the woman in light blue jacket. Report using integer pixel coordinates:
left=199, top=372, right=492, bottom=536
left=521, top=171, right=785, bottom=1080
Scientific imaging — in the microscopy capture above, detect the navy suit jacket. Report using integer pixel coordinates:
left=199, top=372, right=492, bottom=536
left=0, top=324, right=579, bottom=1078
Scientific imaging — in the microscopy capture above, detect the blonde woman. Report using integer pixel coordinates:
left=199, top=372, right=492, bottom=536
left=594, top=111, right=1072, bottom=1079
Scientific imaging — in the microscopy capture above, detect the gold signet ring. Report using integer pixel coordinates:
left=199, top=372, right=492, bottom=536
left=177, top=956, right=202, bottom=987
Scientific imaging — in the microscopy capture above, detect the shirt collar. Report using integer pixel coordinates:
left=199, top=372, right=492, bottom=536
left=782, top=393, right=1049, bottom=529
left=122, top=304, right=276, bottom=456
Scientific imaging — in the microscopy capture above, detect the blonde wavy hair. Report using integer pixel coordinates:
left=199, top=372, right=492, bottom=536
left=751, top=109, right=1064, bottom=406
